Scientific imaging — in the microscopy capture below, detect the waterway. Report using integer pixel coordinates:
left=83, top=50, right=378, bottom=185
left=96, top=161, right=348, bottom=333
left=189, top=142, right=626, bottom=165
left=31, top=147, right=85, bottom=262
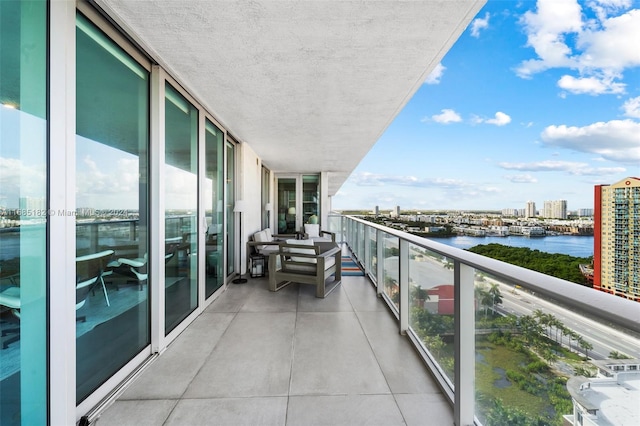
left=429, top=235, right=594, bottom=258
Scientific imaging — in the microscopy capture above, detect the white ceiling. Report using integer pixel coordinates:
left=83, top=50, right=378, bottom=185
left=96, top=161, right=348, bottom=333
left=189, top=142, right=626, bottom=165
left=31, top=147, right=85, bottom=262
left=96, top=0, right=485, bottom=195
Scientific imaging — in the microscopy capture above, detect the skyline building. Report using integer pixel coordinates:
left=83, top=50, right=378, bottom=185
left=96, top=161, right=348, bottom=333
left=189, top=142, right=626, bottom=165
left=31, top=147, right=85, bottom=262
left=525, top=201, right=536, bottom=218
left=577, top=208, right=594, bottom=217
left=594, top=177, right=640, bottom=302
left=543, top=199, right=568, bottom=219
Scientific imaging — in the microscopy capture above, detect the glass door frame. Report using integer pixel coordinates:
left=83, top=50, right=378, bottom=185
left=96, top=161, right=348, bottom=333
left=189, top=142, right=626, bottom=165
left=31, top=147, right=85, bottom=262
left=275, top=173, right=321, bottom=234
left=200, top=113, right=227, bottom=302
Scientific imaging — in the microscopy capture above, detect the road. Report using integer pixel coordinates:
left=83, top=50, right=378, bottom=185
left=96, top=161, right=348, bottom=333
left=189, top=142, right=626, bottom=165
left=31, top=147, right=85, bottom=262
left=381, top=243, right=640, bottom=360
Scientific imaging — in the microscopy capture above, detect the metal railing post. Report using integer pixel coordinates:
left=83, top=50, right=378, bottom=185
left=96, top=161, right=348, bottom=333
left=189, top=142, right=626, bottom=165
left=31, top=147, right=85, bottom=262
left=454, top=262, right=475, bottom=426
left=376, top=229, right=384, bottom=296
left=399, top=239, right=409, bottom=334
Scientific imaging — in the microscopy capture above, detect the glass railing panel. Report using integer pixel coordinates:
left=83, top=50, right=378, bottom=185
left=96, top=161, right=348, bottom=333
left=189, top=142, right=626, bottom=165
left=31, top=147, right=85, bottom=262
left=472, top=271, right=640, bottom=425
left=381, top=232, right=399, bottom=311
left=356, top=222, right=365, bottom=261
left=407, top=244, right=455, bottom=382
left=327, top=214, right=343, bottom=242
left=339, top=214, right=640, bottom=426
left=368, top=227, right=377, bottom=281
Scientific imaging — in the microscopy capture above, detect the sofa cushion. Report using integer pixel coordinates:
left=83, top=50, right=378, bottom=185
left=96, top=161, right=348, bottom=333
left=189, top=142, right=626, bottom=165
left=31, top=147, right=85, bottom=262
left=253, top=230, right=269, bottom=250
left=304, top=224, right=320, bottom=238
left=264, top=228, right=274, bottom=242
left=285, top=239, right=316, bottom=263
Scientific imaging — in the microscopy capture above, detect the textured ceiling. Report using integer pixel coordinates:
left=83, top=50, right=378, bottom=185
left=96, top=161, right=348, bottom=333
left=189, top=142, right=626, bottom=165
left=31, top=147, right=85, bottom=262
left=96, top=0, right=485, bottom=195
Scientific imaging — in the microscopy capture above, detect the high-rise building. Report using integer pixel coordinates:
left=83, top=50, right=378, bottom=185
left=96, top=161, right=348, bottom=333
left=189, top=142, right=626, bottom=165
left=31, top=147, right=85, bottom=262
left=501, top=208, right=519, bottom=217
left=525, top=201, right=536, bottom=218
left=543, top=200, right=567, bottom=219
left=577, top=208, right=594, bottom=217
left=594, top=177, right=640, bottom=302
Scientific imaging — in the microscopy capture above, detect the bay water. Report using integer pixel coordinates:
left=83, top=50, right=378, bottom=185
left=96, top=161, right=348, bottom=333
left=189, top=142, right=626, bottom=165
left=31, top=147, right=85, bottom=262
left=429, top=235, right=594, bottom=258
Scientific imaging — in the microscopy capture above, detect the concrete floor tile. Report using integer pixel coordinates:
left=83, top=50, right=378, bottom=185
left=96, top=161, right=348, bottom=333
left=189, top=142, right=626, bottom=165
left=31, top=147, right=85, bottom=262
left=120, top=312, right=235, bottom=399
left=287, top=395, right=404, bottom=426
left=166, top=397, right=287, bottom=426
left=290, top=312, right=389, bottom=395
left=183, top=312, right=296, bottom=398
left=240, top=282, right=299, bottom=312
left=95, top=400, right=177, bottom=426
left=297, top=284, right=354, bottom=312
left=357, top=311, right=442, bottom=394
left=342, top=277, right=387, bottom=312
left=394, top=393, right=454, bottom=426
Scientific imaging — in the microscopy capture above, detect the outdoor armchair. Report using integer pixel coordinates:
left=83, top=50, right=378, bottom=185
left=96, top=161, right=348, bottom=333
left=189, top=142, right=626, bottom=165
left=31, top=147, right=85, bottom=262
left=268, top=240, right=342, bottom=298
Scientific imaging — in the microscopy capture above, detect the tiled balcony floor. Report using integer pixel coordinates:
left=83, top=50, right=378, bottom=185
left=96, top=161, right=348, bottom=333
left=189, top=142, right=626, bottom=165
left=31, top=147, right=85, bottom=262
left=96, top=251, right=453, bottom=426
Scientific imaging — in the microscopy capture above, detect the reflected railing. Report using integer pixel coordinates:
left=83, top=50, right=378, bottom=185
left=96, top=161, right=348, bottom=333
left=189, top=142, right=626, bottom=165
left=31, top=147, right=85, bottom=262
left=328, top=212, right=640, bottom=426
left=76, top=215, right=195, bottom=256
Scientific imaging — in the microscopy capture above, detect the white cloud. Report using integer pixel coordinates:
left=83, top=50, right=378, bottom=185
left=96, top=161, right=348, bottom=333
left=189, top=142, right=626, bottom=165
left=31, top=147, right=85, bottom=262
left=540, top=119, right=640, bottom=163
left=0, top=157, right=46, bottom=206
left=470, top=12, right=490, bottom=38
left=498, top=159, right=626, bottom=175
left=424, top=63, right=446, bottom=85
left=76, top=155, right=144, bottom=209
left=486, top=112, right=512, bottom=126
left=430, top=109, right=462, bottom=124
left=516, top=0, right=583, bottom=78
left=557, top=74, right=625, bottom=95
left=504, top=174, right=538, bottom=183
left=577, top=9, right=640, bottom=71
left=350, top=172, right=502, bottom=200
left=473, top=111, right=512, bottom=126
left=516, top=1, right=640, bottom=95
left=622, top=96, right=640, bottom=118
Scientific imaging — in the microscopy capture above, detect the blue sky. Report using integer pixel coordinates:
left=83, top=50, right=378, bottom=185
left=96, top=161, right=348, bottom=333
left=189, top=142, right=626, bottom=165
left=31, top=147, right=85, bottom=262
left=332, top=0, right=640, bottom=212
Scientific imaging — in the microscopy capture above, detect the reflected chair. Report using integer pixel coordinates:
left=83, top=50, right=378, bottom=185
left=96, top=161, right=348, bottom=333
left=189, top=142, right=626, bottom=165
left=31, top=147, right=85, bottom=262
left=0, top=286, right=21, bottom=349
left=75, top=250, right=115, bottom=321
left=113, top=242, right=179, bottom=290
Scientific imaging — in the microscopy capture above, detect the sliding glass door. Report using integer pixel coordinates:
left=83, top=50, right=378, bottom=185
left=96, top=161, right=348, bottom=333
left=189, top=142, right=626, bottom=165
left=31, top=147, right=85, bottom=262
left=75, top=13, right=150, bottom=403
left=164, top=84, right=198, bottom=334
left=0, top=1, right=47, bottom=423
left=277, top=178, right=297, bottom=234
left=276, top=174, right=321, bottom=234
left=204, top=120, right=224, bottom=297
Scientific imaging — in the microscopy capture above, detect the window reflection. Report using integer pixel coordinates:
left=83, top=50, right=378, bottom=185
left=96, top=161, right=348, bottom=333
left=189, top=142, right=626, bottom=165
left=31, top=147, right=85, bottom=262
left=205, top=120, right=224, bottom=297
left=0, top=1, right=47, bottom=424
left=164, top=84, right=198, bottom=333
left=75, top=13, right=149, bottom=403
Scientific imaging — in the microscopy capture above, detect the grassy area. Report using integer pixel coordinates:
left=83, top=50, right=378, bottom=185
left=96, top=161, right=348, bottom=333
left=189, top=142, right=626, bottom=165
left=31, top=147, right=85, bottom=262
left=476, top=340, right=554, bottom=417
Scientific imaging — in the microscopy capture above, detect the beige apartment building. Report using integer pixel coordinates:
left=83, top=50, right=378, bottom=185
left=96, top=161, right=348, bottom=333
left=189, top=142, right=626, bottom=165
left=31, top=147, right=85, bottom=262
left=594, top=177, right=640, bottom=302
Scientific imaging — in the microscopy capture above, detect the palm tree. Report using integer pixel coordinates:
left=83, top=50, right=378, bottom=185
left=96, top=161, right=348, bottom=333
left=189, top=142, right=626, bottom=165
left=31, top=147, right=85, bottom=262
left=577, top=337, right=593, bottom=359
left=488, top=283, right=503, bottom=313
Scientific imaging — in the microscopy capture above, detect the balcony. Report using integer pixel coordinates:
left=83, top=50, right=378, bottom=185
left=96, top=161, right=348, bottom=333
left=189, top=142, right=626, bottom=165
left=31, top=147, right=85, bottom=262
left=95, top=246, right=453, bottom=425
left=93, top=214, right=640, bottom=425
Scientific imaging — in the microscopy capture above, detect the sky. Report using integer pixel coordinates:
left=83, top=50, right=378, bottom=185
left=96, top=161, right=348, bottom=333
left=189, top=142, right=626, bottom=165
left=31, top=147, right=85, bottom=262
left=332, top=0, right=640, bottom=212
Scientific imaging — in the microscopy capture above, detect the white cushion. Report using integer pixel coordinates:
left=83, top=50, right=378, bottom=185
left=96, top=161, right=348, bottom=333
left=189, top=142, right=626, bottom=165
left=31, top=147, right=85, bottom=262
left=304, top=224, right=320, bottom=238
left=254, top=230, right=269, bottom=250
left=264, top=228, right=274, bottom=242
left=285, top=239, right=316, bottom=263
left=283, top=254, right=335, bottom=272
